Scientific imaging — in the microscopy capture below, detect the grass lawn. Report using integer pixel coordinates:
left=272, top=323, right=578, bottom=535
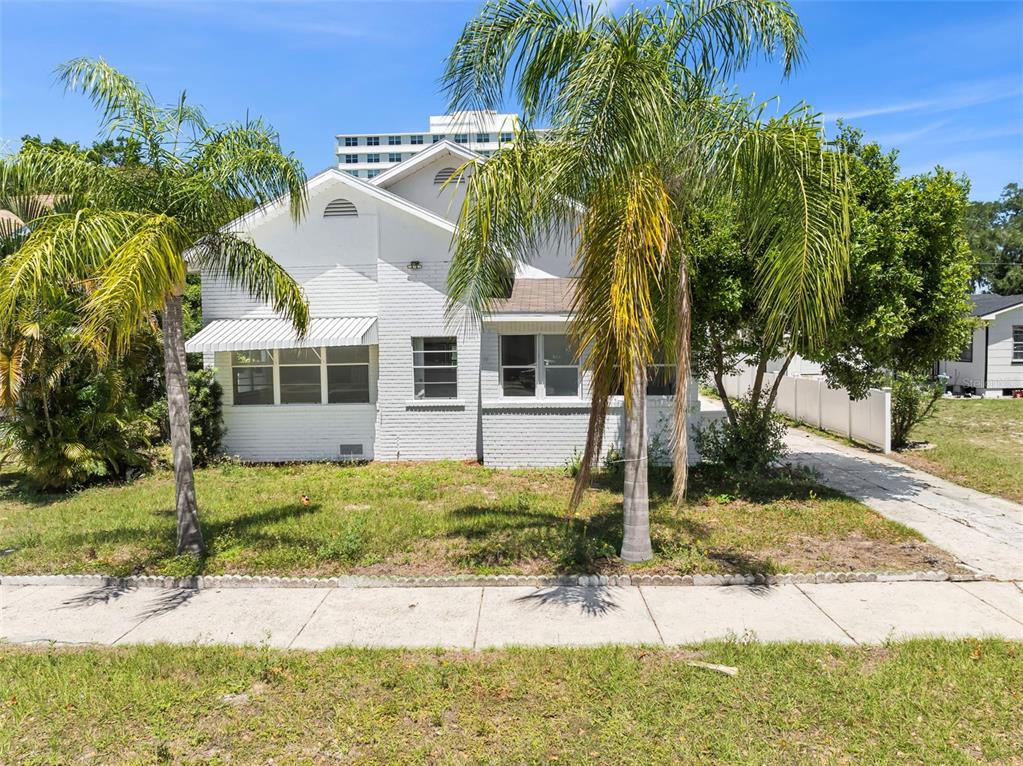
left=1, top=640, right=1019, bottom=764
left=0, top=461, right=957, bottom=578
left=894, top=398, right=1023, bottom=504
left=0, top=460, right=957, bottom=578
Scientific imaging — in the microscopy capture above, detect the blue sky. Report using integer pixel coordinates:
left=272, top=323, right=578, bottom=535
left=1, top=0, right=1020, bottom=199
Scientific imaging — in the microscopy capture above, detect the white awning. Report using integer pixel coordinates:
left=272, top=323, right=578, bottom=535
left=185, top=316, right=377, bottom=353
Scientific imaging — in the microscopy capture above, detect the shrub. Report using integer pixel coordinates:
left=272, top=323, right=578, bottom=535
left=2, top=366, right=155, bottom=490
left=695, top=397, right=787, bottom=475
left=146, top=368, right=224, bottom=466
left=890, top=375, right=944, bottom=450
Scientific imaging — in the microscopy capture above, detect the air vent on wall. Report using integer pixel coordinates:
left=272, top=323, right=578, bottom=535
left=433, top=167, right=465, bottom=185
left=324, top=198, right=358, bottom=217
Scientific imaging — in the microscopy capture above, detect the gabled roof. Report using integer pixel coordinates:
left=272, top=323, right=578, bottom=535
left=371, top=140, right=479, bottom=188
left=971, top=293, right=1023, bottom=318
left=223, top=166, right=456, bottom=235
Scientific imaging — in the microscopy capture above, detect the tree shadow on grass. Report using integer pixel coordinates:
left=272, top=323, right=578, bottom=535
left=50, top=502, right=322, bottom=576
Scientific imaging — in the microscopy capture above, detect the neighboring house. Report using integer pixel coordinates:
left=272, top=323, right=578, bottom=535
left=336, top=111, right=526, bottom=179
left=186, top=140, right=705, bottom=465
left=937, top=293, right=1023, bottom=397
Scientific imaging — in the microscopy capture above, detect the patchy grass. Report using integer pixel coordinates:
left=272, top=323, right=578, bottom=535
left=1, top=640, right=1020, bottom=764
left=894, top=398, right=1023, bottom=503
left=0, top=460, right=956, bottom=578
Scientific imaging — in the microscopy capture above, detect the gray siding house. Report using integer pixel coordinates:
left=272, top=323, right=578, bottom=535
left=937, top=294, right=1023, bottom=397
left=186, top=141, right=705, bottom=465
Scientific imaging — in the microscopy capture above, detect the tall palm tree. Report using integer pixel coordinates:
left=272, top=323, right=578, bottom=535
left=0, top=59, right=309, bottom=556
left=443, top=0, right=848, bottom=561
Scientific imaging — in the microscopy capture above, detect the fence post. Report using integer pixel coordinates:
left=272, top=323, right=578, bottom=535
left=817, top=379, right=823, bottom=429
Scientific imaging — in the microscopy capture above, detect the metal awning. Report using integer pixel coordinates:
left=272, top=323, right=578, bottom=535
left=185, top=316, right=377, bottom=353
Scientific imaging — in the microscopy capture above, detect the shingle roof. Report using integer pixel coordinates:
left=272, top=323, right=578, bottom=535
left=970, top=293, right=1023, bottom=318
left=491, top=278, right=576, bottom=314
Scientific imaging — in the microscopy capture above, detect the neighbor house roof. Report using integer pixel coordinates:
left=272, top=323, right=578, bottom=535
left=970, top=293, right=1023, bottom=319
left=490, top=278, right=576, bottom=316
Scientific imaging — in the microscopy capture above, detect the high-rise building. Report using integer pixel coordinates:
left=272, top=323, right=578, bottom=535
left=335, top=111, right=520, bottom=178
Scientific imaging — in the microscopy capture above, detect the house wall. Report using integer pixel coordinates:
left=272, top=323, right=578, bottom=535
left=985, top=307, right=1023, bottom=394
left=384, top=153, right=470, bottom=224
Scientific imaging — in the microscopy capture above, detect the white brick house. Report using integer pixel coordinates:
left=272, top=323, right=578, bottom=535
left=186, top=141, right=704, bottom=465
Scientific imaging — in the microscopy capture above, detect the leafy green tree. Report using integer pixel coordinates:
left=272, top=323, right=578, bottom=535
left=967, top=183, right=1022, bottom=295
left=0, top=58, right=309, bottom=555
left=443, top=0, right=849, bottom=560
left=694, top=124, right=974, bottom=451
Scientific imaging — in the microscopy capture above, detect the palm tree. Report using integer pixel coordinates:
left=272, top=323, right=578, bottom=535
left=443, top=0, right=849, bottom=561
left=0, top=59, right=309, bottom=556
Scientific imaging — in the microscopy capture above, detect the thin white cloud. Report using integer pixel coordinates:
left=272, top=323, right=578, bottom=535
left=823, top=77, right=1023, bottom=122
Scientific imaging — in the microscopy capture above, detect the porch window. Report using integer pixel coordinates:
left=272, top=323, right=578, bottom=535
left=413, top=337, right=458, bottom=399
left=278, top=348, right=322, bottom=404
left=500, top=335, right=536, bottom=396
left=327, top=346, right=370, bottom=403
left=232, top=350, right=273, bottom=405
left=542, top=334, right=578, bottom=396
left=1014, top=326, right=1023, bottom=364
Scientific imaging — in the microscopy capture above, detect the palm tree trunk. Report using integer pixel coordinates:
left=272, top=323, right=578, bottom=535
left=620, top=358, right=652, bottom=562
left=671, top=255, right=692, bottom=502
left=163, top=291, right=204, bottom=556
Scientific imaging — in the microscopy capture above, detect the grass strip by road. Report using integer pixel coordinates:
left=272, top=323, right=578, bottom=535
left=1, top=640, right=1019, bottom=764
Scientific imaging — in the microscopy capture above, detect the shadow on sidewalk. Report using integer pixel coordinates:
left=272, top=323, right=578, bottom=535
left=515, top=585, right=621, bottom=617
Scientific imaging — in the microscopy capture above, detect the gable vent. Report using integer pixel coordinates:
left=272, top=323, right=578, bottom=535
left=433, top=167, right=466, bottom=185
left=324, top=198, right=358, bottom=217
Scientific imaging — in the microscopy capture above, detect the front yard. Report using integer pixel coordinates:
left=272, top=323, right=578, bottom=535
left=1, top=640, right=1019, bottom=764
left=0, top=459, right=956, bottom=577
left=894, top=398, right=1023, bottom=503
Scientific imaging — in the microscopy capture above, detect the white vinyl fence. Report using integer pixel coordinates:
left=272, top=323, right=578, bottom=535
left=720, top=369, right=892, bottom=453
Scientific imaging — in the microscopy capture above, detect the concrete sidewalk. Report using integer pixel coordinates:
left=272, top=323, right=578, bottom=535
left=3, top=580, right=1021, bottom=649
left=784, top=428, right=1023, bottom=580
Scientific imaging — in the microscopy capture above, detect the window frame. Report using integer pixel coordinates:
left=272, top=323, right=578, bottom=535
left=454, top=133, right=468, bottom=144
left=412, top=337, right=458, bottom=400
left=343, top=153, right=358, bottom=164
left=432, top=134, right=445, bottom=143
left=499, top=334, right=579, bottom=399
left=366, top=153, right=380, bottom=163
left=366, top=169, right=380, bottom=179
left=410, top=134, right=424, bottom=145
left=500, top=131, right=513, bottom=143
left=387, top=135, right=401, bottom=146
left=230, top=347, right=373, bottom=406
left=343, top=136, right=358, bottom=147
left=366, top=136, right=380, bottom=146
left=476, top=132, right=490, bottom=143
left=388, top=152, right=402, bottom=163
left=1014, top=326, right=1023, bottom=365
left=958, top=338, right=974, bottom=363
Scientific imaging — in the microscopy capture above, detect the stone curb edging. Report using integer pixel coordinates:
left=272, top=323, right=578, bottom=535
left=0, top=569, right=990, bottom=590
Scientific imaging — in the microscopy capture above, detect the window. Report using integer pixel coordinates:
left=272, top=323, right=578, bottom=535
left=388, top=152, right=402, bottom=163
left=476, top=132, right=490, bottom=143
left=500, top=335, right=578, bottom=397
left=413, top=337, right=457, bottom=399
left=344, top=169, right=359, bottom=178
left=411, top=134, right=424, bottom=145
left=387, top=135, right=401, bottom=145
left=500, top=131, right=513, bottom=143
left=542, top=335, right=578, bottom=396
left=323, top=198, right=357, bottom=217
left=432, top=134, right=445, bottom=143
left=232, top=351, right=274, bottom=405
left=500, top=335, right=536, bottom=397
left=454, top=133, right=468, bottom=144
left=366, top=169, right=380, bottom=179
left=366, top=136, right=379, bottom=146
left=343, top=153, right=358, bottom=164
left=327, top=346, right=370, bottom=403
left=279, top=348, right=322, bottom=404
left=958, top=339, right=973, bottom=363
left=1014, top=326, right=1023, bottom=364
left=366, top=153, right=380, bottom=163
left=646, top=364, right=676, bottom=396
left=344, top=136, right=358, bottom=147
